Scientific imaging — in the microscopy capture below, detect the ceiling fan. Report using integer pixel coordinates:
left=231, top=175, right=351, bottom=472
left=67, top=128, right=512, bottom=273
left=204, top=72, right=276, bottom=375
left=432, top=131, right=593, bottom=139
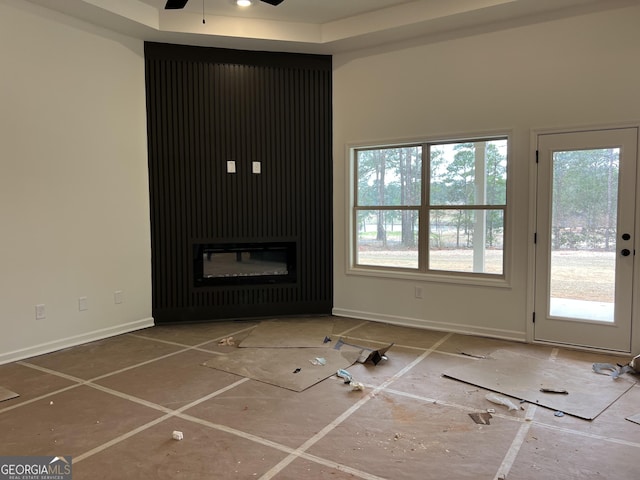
left=164, top=0, right=285, bottom=8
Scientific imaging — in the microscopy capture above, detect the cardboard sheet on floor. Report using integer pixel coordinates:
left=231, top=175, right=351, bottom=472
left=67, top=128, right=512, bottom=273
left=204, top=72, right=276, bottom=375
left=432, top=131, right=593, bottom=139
left=333, top=337, right=394, bottom=365
left=0, top=386, right=19, bottom=402
left=442, top=349, right=636, bottom=420
left=626, top=413, right=640, bottom=425
left=202, top=347, right=360, bottom=392
left=238, top=318, right=333, bottom=348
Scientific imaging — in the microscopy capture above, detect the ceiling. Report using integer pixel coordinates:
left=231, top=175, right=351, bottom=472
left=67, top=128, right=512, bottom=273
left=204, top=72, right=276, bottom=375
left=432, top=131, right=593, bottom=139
left=140, top=0, right=416, bottom=24
left=23, top=0, right=639, bottom=54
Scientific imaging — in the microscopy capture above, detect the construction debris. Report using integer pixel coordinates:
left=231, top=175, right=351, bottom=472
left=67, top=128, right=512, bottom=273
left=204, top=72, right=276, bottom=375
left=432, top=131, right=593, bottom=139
left=0, top=387, right=19, bottom=403
left=592, top=362, right=633, bottom=379
left=333, top=338, right=393, bottom=365
left=336, top=369, right=353, bottom=384
left=458, top=351, right=487, bottom=359
left=540, top=388, right=568, bottom=394
left=485, top=392, right=521, bottom=411
left=469, top=412, right=493, bottom=425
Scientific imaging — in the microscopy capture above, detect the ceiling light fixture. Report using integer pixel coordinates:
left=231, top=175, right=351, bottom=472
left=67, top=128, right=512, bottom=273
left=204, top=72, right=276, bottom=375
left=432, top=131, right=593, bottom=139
left=236, top=0, right=252, bottom=7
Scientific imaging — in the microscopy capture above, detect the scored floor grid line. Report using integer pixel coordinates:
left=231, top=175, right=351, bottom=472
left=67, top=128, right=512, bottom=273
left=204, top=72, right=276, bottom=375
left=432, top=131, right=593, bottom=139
left=72, top=378, right=251, bottom=463
left=10, top=324, right=259, bottom=404
left=23, top=362, right=390, bottom=478
left=492, top=345, right=557, bottom=479
left=8, top=333, right=474, bottom=479
left=379, top=382, right=640, bottom=457
left=493, top=404, right=537, bottom=480
left=3, top=321, right=426, bottom=419
left=4, top=322, right=638, bottom=479
left=334, top=320, right=371, bottom=337
left=383, top=386, right=640, bottom=449
left=24, top=328, right=447, bottom=479
left=10, top=330, right=423, bottom=479
left=129, top=323, right=259, bottom=350
left=11, top=363, right=313, bottom=470
left=258, top=332, right=455, bottom=480
left=0, top=382, right=83, bottom=415
left=173, top=411, right=388, bottom=480
left=18, top=349, right=640, bottom=478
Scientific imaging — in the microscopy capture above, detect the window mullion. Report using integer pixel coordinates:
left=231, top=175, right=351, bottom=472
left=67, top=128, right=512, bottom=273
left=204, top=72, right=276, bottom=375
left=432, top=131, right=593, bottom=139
left=352, top=137, right=507, bottom=278
left=420, top=142, right=429, bottom=272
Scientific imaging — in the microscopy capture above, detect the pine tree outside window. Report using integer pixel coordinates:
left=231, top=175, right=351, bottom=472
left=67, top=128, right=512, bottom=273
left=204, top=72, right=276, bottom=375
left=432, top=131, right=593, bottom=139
left=352, top=136, right=508, bottom=279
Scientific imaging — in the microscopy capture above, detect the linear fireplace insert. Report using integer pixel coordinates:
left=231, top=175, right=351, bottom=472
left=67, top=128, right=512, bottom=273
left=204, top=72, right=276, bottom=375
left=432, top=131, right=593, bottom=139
left=193, top=241, right=297, bottom=286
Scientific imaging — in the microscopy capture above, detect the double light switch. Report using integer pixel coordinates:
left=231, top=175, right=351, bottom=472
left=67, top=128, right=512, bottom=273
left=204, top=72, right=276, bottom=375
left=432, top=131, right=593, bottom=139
left=227, top=161, right=261, bottom=174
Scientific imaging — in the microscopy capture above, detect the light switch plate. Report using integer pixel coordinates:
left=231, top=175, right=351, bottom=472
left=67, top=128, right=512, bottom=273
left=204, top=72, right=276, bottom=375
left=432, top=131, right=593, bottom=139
left=252, top=161, right=261, bottom=174
left=227, top=161, right=236, bottom=173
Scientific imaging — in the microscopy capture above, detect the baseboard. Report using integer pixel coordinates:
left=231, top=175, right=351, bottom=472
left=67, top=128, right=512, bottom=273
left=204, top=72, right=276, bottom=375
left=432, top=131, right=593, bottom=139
left=0, top=317, right=155, bottom=366
left=331, top=308, right=526, bottom=343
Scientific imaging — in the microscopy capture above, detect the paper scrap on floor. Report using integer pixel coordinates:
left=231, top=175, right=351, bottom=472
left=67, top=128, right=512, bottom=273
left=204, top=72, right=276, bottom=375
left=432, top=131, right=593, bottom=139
left=203, top=347, right=361, bottom=392
left=0, top=386, right=19, bottom=403
left=442, top=349, right=636, bottom=420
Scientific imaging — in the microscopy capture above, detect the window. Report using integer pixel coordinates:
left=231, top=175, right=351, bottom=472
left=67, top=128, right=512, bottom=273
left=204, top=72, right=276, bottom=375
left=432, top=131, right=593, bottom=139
left=352, top=137, right=508, bottom=279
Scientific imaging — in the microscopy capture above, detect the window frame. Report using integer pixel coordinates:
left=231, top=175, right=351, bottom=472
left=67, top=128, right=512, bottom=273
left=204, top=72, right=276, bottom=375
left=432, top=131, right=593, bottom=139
left=347, top=133, right=512, bottom=287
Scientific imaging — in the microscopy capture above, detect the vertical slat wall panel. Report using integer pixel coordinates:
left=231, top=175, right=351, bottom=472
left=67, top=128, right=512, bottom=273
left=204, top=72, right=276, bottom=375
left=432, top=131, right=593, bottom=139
left=145, top=43, right=332, bottom=323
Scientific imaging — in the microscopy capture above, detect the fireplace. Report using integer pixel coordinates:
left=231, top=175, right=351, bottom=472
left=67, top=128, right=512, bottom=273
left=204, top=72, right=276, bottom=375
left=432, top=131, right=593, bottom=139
left=146, top=43, right=332, bottom=322
left=194, top=241, right=297, bottom=287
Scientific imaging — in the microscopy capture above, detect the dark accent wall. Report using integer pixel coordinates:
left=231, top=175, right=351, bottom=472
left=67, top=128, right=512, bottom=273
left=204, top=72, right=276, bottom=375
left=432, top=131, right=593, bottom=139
left=144, top=42, right=333, bottom=323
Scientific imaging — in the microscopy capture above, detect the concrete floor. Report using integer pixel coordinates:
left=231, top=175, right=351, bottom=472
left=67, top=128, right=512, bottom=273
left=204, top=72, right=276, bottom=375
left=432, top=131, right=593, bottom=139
left=1, top=316, right=638, bottom=479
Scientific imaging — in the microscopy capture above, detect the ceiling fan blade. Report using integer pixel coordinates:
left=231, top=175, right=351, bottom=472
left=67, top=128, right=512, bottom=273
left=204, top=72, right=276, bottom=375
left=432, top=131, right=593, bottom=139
left=165, top=0, right=189, bottom=9
left=165, top=0, right=283, bottom=9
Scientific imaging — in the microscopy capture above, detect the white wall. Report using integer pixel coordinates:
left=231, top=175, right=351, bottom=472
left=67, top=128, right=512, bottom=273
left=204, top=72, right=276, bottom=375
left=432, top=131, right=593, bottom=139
left=0, top=0, right=152, bottom=363
left=332, top=5, right=640, bottom=349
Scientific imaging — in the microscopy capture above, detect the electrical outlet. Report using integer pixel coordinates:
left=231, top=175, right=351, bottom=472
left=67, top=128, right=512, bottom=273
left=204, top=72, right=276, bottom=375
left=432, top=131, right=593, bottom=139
left=35, top=304, right=46, bottom=320
left=114, top=290, right=124, bottom=304
left=78, top=296, right=88, bottom=311
left=414, top=286, right=424, bottom=299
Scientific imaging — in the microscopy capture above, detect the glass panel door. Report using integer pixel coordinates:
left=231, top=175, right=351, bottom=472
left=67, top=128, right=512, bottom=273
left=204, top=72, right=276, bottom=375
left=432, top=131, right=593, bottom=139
left=548, top=147, right=618, bottom=322
left=534, top=128, right=637, bottom=352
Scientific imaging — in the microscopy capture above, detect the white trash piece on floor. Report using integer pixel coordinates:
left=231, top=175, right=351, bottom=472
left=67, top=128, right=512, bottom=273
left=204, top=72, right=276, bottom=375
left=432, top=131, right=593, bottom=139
left=309, top=357, right=327, bottom=366
left=336, top=369, right=352, bottom=384
left=172, top=430, right=184, bottom=441
left=630, top=353, right=640, bottom=372
left=485, top=392, right=521, bottom=411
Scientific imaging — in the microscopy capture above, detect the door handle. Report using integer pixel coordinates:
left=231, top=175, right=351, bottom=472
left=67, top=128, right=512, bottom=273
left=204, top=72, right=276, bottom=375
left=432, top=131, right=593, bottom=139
left=621, top=249, right=631, bottom=256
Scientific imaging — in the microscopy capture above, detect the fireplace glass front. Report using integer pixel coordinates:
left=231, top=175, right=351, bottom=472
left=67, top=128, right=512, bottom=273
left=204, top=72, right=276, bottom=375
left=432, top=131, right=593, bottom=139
left=193, top=242, right=297, bottom=286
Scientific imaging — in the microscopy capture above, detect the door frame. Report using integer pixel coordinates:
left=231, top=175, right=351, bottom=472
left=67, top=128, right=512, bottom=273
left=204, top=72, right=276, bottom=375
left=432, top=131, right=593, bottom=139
left=527, top=122, right=640, bottom=354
